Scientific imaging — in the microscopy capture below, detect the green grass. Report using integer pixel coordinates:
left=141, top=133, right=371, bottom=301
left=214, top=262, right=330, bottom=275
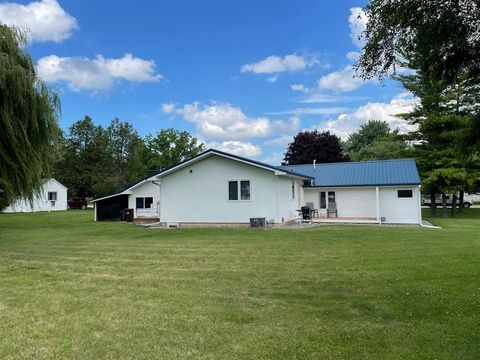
left=0, top=210, right=479, bottom=359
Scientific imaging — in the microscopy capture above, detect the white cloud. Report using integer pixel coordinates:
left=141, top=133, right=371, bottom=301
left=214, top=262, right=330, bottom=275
left=267, top=107, right=350, bottom=116
left=290, top=83, right=310, bottom=93
left=318, top=65, right=367, bottom=93
left=37, top=53, right=163, bottom=92
left=241, top=53, right=318, bottom=74
left=297, top=93, right=357, bottom=104
left=261, top=151, right=285, bottom=165
left=0, top=0, right=77, bottom=43
left=311, top=93, right=419, bottom=139
left=264, top=135, right=293, bottom=147
left=348, top=7, right=368, bottom=48
left=206, top=140, right=262, bottom=158
left=163, top=102, right=300, bottom=140
left=161, top=103, right=175, bottom=114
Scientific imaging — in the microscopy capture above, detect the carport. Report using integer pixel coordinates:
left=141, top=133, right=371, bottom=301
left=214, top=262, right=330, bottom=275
left=94, top=194, right=129, bottom=221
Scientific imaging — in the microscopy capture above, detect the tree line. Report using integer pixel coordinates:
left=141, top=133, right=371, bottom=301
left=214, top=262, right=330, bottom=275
left=52, top=116, right=205, bottom=198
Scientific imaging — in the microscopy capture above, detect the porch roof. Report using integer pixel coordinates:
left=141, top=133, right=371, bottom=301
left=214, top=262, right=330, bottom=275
left=280, top=159, right=421, bottom=188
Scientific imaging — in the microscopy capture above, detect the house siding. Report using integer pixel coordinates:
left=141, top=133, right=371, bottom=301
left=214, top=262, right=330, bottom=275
left=128, top=181, right=160, bottom=218
left=379, top=186, right=421, bottom=224
left=159, top=155, right=299, bottom=223
left=2, top=179, right=67, bottom=213
left=304, top=186, right=421, bottom=223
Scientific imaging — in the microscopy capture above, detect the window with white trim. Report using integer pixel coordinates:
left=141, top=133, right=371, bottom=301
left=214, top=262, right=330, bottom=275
left=228, top=180, right=250, bottom=201
left=48, top=192, right=57, bottom=201
left=397, top=189, right=413, bottom=198
left=136, top=197, right=154, bottom=208
left=292, top=181, right=295, bottom=199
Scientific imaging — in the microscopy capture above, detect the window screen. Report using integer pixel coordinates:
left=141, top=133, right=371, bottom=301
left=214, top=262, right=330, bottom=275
left=229, top=181, right=238, bottom=200
left=328, top=191, right=336, bottom=202
left=48, top=192, right=57, bottom=201
left=240, top=181, right=250, bottom=200
left=320, top=192, right=326, bottom=209
left=397, top=189, right=413, bottom=198
left=136, top=197, right=144, bottom=208
left=145, top=197, right=153, bottom=208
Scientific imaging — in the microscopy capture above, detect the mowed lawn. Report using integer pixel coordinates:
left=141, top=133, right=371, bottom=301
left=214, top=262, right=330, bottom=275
left=0, top=211, right=479, bottom=359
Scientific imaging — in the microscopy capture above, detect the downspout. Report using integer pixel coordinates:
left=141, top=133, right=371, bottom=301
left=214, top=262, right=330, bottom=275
left=418, top=185, right=422, bottom=224
left=376, top=186, right=381, bottom=224
left=152, top=180, right=161, bottom=220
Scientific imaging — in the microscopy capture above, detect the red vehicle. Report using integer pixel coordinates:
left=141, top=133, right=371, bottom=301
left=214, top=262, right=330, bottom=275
left=67, top=197, right=88, bottom=210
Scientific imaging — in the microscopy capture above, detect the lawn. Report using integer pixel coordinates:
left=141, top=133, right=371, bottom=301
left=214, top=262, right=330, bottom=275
left=0, top=211, right=479, bottom=359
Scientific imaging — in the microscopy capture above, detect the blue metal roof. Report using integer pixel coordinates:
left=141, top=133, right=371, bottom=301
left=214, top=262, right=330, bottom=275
left=279, top=159, right=421, bottom=187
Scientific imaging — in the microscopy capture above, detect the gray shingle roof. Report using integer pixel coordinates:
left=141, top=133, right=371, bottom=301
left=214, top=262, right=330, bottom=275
left=279, top=159, right=420, bottom=187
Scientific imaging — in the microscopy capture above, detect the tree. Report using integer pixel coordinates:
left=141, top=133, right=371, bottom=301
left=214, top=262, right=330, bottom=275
left=144, top=129, right=205, bottom=170
left=106, top=118, right=146, bottom=189
left=343, top=120, right=410, bottom=161
left=282, top=130, right=349, bottom=165
left=344, top=120, right=391, bottom=154
left=355, top=0, right=480, bottom=85
left=0, top=25, right=60, bottom=208
left=53, top=116, right=115, bottom=197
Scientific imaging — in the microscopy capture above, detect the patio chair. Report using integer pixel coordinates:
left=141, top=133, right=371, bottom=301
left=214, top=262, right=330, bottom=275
left=300, top=206, right=311, bottom=221
left=306, top=202, right=318, bottom=218
left=327, top=201, right=338, bottom=218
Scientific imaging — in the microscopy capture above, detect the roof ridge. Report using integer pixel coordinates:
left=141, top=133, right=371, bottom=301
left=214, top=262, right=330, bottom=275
left=281, top=158, right=416, bottom=167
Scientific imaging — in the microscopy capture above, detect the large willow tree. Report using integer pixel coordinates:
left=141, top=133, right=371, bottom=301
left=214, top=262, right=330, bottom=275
left=0, top=25, right=60, bottom=208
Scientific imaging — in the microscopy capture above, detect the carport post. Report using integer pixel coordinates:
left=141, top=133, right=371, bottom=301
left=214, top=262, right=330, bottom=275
left=376, top=186, right=380, bottom=224
left=94, top=203, right=97, bottom=222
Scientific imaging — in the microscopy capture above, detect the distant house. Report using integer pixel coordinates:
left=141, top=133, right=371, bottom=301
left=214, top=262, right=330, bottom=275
left=2, top=178, right=68, bottom=213
left=92, top=149, right=422, bottom=225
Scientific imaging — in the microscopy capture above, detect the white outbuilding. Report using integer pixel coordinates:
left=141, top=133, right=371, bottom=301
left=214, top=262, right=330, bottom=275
left=92, top=149, right=422, bottom=226
left=2, top=178, right=68, bottom=213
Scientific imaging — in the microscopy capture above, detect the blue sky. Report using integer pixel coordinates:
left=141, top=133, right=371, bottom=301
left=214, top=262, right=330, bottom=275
left=1, top=0, right=416, bottom=164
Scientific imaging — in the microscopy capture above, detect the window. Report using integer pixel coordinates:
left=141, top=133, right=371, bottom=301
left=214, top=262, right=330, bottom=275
left=48, top=192, right=57, bottom=201
left=229, top=180, right=251, bottom=201
left=144, top=197, right=153, bottom=208
left=320, top=192, right=326, bottom=209
left=241, top=181, right=250, bottom=200
left=229, top=181, right=238, bottom=200
left=136, top=197, right=154, bottom=209
left=292, top=181, right=295, bottom=199
left=328, top=191, right=336, bottom=203
left=397, top=189, right=413, bottom=198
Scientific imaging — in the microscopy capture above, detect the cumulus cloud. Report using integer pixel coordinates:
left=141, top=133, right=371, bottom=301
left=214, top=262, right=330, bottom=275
left=206, top=140, right=262, bottom=157
left=0, top=0, right=77, bottom=43
left=348, top=7, right=368, bottom=48
left=241, top=53, right=320, bottom=75
left=37, top=53, right=163, bottom=92
left=317, top=65, right=367, bottom=93
left=311, top=93, right=418, bottom=139
left=162, top=102, right=300, bottom=140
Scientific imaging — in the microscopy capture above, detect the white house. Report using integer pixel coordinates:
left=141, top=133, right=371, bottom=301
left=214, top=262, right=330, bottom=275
left=2, top=178, right=68, bottom=213
left=92, top=149, right=422, bottom=225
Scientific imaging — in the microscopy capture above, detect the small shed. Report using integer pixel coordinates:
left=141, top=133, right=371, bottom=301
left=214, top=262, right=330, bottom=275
left=2, top=178, right=68, bottom=213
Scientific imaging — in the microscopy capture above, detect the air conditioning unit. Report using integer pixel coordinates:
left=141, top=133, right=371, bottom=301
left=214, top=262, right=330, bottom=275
left=250, top=217, right=266, bottom=228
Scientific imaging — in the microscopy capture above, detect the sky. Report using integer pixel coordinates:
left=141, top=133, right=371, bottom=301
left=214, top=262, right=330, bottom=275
left=0, top=0, right=417, bottom=164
